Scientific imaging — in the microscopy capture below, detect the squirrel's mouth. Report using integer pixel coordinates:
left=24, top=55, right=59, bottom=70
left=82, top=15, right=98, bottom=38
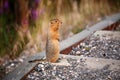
left=56, top=27, right=59, bottom=30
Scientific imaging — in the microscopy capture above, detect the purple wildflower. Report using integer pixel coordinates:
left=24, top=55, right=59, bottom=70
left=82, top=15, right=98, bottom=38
left=4, top=0, right=9, bottom=9
left=35, top=0, right=41, bottom=3
left=31, top=9, right=39, bottom=20
left=23, top=19, right=28, bottom=25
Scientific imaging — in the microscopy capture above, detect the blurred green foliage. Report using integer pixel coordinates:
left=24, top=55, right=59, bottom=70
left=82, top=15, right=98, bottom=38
left=0, top=0, right=120, bottom=58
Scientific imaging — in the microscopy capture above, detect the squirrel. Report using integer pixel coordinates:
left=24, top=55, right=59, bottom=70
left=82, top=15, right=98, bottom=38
left=29, top=19, right=62, bottom=63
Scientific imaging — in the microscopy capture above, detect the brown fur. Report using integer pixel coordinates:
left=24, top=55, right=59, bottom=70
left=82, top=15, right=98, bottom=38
left=29, top=19, right=62, bottom=63
left=46, top=19, right=62, bottom=62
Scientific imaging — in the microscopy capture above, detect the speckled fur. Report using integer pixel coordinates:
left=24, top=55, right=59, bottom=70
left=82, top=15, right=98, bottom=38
left=46, top=19, right=62, bottom=62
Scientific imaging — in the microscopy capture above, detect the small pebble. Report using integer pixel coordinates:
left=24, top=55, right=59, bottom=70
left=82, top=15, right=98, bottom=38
left=76, top=51, right=81, bottom=55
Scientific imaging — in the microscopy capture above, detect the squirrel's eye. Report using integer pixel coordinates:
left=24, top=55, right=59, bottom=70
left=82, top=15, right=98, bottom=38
left=55, top=20, right=57, bottom=22
left=51, top=22, right=53, bottom=24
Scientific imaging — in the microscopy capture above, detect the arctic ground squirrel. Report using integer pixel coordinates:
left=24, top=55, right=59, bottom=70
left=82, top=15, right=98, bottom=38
left=29, top=19, right=62, bottom=63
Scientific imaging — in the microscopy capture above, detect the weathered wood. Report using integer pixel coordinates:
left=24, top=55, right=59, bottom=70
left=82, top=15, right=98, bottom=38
left=93, top=30, right=120, bottom=39
left=3, top=13, right=120, bottom=80
left=60, top=54, right=120, bottom=70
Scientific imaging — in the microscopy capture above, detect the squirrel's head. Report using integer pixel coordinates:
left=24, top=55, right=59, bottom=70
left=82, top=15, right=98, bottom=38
left=50, top=19, right=62, bottom=31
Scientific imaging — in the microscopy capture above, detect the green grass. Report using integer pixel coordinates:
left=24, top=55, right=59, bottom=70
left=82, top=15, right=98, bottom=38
left=72, top=27, right=84, bottom=34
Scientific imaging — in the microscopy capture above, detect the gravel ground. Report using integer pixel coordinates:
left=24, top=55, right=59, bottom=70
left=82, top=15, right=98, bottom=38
left=0, top=56, right=25, bottom=79
left=69, top=34, right=120, bottom=60
left=0, top=56, right=25, bottom=74
left=1, top=30, right=120, bottom=80
left=25, top=58, right=120, bottom=80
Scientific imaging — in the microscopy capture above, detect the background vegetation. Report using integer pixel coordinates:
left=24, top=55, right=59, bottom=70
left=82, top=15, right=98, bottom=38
left=0, top=0, right=120, bottom=59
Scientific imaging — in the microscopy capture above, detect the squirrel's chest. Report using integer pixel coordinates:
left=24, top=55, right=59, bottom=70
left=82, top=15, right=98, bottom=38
left=47, top=40, right=59, bottom=48
left=46, top=40, right=59, bottom=54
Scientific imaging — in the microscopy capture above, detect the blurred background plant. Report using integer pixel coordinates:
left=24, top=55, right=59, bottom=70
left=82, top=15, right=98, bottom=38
left=0, top=0, right=120, bottom=60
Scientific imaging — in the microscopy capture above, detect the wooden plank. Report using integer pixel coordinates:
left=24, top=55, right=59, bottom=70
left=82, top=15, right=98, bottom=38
left=3, top=13, right=120, bottom=80
left=93, top=30, right=120, bottom=38
left=59, top=54, right=120, bottom=70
